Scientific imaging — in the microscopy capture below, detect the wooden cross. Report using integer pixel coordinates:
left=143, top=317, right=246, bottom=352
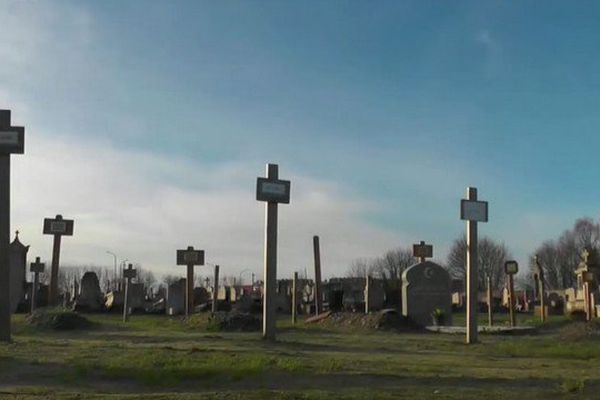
left=413, top=241, right=433, bottom=263
left=43, top=214, right=74, bottom=306
left=29, top=256, right=45, bottom=314
left=176, top=246, right=205, bottom=317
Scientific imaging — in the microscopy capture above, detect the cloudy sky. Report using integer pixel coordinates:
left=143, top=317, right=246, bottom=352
left=2, top=1, right=599, bottom=281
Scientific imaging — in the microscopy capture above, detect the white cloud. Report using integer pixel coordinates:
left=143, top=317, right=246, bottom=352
left=9, top=132, right=403, bottom=281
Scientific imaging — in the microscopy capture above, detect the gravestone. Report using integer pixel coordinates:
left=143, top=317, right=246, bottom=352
left=128, top=283, right=145, bottom=311
left=75, top=272, right=104, bottom=311
left=166, top=278, right=186, bottom=315
left=364, top=278, right=385, bottom=311
left=9, top=232, right=29, bottom=313
left=402, top=261, right=452, bottom=326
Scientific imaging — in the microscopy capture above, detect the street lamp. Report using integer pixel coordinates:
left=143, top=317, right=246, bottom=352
left=106, top=251, right=117, bottom=291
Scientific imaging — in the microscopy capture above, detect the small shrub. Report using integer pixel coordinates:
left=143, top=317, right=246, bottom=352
left=206, top=312, right=261, bottom=332
left=560, top=379, right=585, bottom=393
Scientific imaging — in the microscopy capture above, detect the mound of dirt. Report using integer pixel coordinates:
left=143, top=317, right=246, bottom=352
left=306, top=310, right=421, bottom=331
left=558, top=320, right=600, bottom=341
left=26, top=308, right=93, bottom=330
left=207, top=311, right=261, bottom=332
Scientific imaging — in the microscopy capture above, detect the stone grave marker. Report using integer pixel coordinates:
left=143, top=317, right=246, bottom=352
left=75, top=272, right=103, bottom=311
left=167, top=278, right=186, bottom=315
left=402, top=261, right=452, bottom=327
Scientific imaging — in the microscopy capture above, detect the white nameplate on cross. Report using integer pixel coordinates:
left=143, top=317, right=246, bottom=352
left=261, top=182, right=287, bottom=195
left=184, top=252, right=198, bottom=263
left=461, top=200, right=488, bottom=222
left=0, top=131, right=18, bottom=145
left=51, top=221, right=67, bottom=233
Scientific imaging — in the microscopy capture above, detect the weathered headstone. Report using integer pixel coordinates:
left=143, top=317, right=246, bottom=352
left=75, top=272, right=103, bottom=311
left=364, top=276, right=385, bottom=312
left=9, top=231, right=29, bottom=313
left=167, top=278, right=186, bottom=315
left=402, top=261, right=452, bottom=327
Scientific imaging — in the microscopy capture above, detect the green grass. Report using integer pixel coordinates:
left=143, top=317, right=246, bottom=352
left=2, top=312, right=600, bottom=399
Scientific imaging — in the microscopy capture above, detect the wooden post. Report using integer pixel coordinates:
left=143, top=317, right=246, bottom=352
left=534, top=256, right=547, bottom=323
left=0, top=110, right=25, bottom=342
left=0, top=155, right=9, bottom=342
left=186, top=264, right=194, bottom=316
left=508, top=273, right=516, bottom=327
left=487, top=275, right=493, bottom=327
left=365, top=275, right=370, bottom=314
left=212, top=264, right=219, bottom=313
left=292, top=272, right=298, bottom=325
left=466, top=187, right=479, bottom=344
left=123, top=264, right=136, bottom=323
left=313, top=235, right=323, bottom=316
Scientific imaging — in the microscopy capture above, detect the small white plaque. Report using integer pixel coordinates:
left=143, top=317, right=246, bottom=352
left=51, top=221, right=67, bottom=233
left=184, top=252, right=198, bottom=263
left=262, top=182, right=287, bottom=195
left=461, top=200, right=488, bottom=222
left=0, top=131, right=18, bottom=145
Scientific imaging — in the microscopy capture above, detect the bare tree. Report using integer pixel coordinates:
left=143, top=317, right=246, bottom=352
left=446, top=236, right=511, bottom=291
left=372, top=247, right=416, bottom=281
left=530, top=218, right=600, bottom=290
left=346, top=258, right=372, bottom=278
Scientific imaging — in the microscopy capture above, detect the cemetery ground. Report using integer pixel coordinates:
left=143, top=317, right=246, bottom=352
left=1, top=313, right=599, bottom=399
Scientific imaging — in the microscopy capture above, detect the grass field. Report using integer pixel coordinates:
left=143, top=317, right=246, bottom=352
left=0, top=311, right=598, bottom=399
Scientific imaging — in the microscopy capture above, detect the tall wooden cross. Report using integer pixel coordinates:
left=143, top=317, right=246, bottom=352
left=413, top=241, right=433, bottom=263
left=0, top=109, right=25, bottom=342
left=176, top=246, right=205, bottom=316
left=256, top=163, right=291, bottom=341
left=43, top=214, right=74, bottom=306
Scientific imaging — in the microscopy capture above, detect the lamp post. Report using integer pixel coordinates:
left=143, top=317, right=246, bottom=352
left=106, top=251, right=117, bottom=291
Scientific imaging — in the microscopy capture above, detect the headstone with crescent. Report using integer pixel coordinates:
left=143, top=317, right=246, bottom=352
left=402, top=261, right=452, bottom=326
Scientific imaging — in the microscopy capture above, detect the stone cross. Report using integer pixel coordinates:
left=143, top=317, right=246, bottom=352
left=176, top=246, right=205, bottom=317
left=122, top=263, right=137, bottom=322
left=582, top=249, right=590, bottom=264
left=0, top=109, right=25, bottom=342
left=256, top=163, right=291, bottom=341
left=460, top=187, right=489, bottom=344
left=43, top=214, right=74, bottom=306
left=29, top=257, right=45, bottom=314
left=413, top=241, right=433, bottom=263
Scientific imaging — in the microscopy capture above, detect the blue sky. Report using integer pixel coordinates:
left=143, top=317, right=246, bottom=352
left=2, top=1, right=600, bottom=278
